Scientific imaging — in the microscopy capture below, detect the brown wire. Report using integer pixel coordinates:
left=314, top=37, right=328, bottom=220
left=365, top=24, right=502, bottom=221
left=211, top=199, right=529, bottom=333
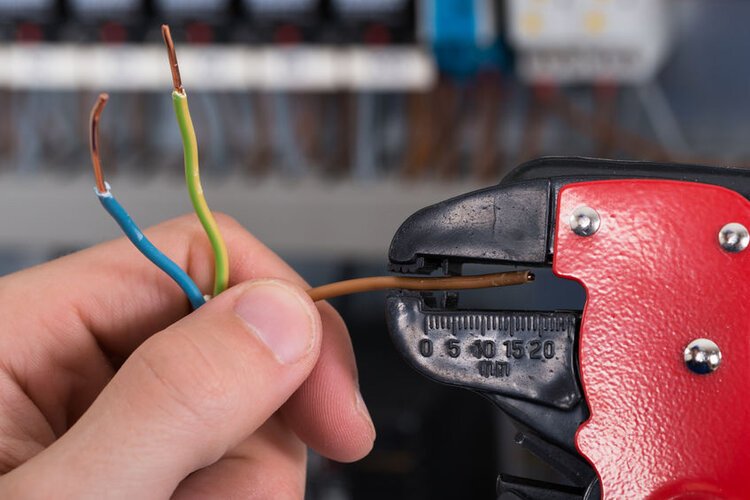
left=545, top=86, right=736, bottom=167
left=434, top=82, right=463, bottom=179
left=593, top=83, right=618, bottom=157
left=473, top=75, right=503, bottom=181
left=549, top=89, right=669, bottom=161
left=161, top=25, right=184, bottom=94
left=520, top=85, right=548, bottom=162
left=402, top=87, right=437, bottom=178
left=89, top=93, right=109, bottom=193
left=306, top=270, right=534, bottom=302
left=250, top=93, right=273, bottom=175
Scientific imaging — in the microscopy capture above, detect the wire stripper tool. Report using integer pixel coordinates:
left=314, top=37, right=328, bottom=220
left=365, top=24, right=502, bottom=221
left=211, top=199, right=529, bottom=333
left=386, top=157, right=750, bottom=499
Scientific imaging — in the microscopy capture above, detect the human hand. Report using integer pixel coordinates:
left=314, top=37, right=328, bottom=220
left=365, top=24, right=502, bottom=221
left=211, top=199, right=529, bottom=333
left=0, top=214, right=375, bottom=499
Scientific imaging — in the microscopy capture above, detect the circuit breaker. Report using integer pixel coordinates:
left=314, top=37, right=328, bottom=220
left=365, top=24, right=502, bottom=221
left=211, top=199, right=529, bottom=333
left=507, top=0, right=671, bottom=83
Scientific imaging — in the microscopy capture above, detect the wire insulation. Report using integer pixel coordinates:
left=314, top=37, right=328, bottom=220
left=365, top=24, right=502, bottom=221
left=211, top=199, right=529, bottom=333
left=97, top=190, right=207, bottom=309
left=307, top=271, right=534, bottom=302
left=171, top=91, right=230, bottom=296
left=161, top=25, right=184, bottom=93
left=88, top=93, right=205, bottom=309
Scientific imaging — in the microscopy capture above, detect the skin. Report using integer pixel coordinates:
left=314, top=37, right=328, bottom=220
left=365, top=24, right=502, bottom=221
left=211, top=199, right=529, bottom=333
left=0, top=214, right=375, bottom=499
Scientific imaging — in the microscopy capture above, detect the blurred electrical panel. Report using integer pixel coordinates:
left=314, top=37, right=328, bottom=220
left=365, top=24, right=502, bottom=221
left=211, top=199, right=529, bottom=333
left=0, top=1, right=734, bottom=197
left=507, top=0, right=671, bottom=83
left=0, top=0, right=431, bottom=90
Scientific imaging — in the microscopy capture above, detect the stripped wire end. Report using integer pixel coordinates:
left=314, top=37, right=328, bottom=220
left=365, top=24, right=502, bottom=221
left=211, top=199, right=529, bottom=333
left=161, top=25, right=184, bottom=94
left=161, top=23, right=229, bottom=296
left=86, top=89, right=205, bottom=309
left=89, top=93, right=110, bottom=194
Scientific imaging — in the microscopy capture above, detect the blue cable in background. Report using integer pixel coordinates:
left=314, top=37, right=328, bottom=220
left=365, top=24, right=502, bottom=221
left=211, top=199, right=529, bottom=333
left=96, top=186, right=206, bottom=309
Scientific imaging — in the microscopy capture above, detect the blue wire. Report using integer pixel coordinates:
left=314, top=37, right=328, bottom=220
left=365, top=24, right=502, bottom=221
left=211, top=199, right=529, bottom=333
left=96, top=186, right=206, bottom=309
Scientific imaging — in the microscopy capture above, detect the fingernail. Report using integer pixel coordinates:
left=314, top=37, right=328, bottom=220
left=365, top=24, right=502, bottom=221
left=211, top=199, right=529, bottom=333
left=355, top=388, right=376, bottom=438
left=235, top=281, right=316, bottom=364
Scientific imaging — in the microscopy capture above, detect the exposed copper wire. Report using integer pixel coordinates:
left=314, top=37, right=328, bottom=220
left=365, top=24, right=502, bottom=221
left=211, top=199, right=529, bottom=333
left=161, top=25, right=184, bottom=94
left=307, top=270, right=534, bottom=302
left=89, top=93, right=109, bottom=193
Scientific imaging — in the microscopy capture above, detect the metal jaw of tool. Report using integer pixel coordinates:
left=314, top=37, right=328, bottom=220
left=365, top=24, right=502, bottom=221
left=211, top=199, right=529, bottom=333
left=386, top=157, right=750, bottom=500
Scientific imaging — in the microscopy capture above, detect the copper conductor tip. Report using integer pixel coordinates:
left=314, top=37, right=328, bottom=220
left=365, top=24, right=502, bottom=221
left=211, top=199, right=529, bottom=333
left=526, top=272, right=535, bottom=282
left=90, top=93, right=109, bottom=193
left=161, top=24, right=184, bottom=93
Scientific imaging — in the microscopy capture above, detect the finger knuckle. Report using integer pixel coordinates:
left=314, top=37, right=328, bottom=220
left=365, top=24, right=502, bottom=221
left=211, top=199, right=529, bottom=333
left=134, top=332, right=237, bottom=425
left=0, top=438, right=43, bottom=474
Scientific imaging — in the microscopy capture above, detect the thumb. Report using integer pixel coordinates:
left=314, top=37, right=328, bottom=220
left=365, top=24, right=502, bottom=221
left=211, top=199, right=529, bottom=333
left=1, top=280, right=321, bottom=499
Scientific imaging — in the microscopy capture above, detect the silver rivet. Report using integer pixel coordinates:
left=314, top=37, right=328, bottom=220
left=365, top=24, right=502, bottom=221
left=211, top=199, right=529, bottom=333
left=718, top=223, right=749, bottom=252
left=684, top=338, right=722, bottom=374
left=569, top=206, right=600, bottom=237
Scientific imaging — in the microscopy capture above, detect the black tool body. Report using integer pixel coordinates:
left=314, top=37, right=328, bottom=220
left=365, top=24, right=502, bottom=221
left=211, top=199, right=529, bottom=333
left=385, top=156, right=750, bottom=499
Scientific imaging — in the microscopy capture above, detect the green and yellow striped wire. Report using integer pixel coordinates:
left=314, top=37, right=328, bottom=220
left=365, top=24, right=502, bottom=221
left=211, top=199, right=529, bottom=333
left=163, top=25, right=229, bottom=297
left=172, top=91, right=229, bottom=296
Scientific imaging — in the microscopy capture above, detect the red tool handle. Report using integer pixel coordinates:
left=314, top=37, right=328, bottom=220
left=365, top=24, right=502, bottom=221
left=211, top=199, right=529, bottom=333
left=553, top=180, right=750, bottom=499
